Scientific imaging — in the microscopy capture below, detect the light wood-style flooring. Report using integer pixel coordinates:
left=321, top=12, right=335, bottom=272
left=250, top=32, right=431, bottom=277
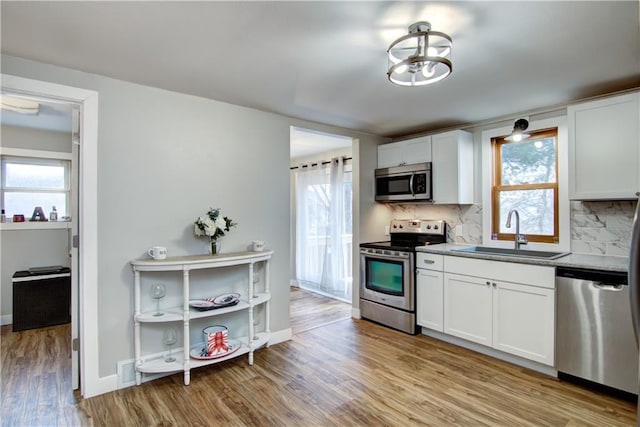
left=1, top=288, right=637, bottom=426
left=0, top=323, right=89, bottom=426
left=289, top=286, right=352, bottom=334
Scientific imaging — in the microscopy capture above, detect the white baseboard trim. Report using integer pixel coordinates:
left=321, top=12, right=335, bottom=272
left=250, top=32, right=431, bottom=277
left=351, top=308, right=361, bottom=319
left=420, top=328, right=558, bottom=377
left=269, top=328, right=292, bottom=345
left=84, top=374, right=118, bottom=398
left=1, top=314, right=12, bottom=326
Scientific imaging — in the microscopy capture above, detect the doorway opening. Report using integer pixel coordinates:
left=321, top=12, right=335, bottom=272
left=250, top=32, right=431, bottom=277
left=0, top=91, right=80, bottom=418
left=2, top=74, right=100, bottom=398
left=290, top=126, right=353, bottom=330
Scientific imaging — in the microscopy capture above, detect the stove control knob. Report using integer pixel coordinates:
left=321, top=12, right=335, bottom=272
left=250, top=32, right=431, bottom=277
left=434, top=225, right=439, bottom=230
left=399, top=225, right=403, bottom=229
left=426, top=225, right=431, bottom=230
left=392, top=224, right=397, bottom=229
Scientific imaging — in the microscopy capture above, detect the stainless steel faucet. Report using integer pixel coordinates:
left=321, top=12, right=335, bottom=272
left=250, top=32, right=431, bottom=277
left=506, top=209, right=528, bottom=250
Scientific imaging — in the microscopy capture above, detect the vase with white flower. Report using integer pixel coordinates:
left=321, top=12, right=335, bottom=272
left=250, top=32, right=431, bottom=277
left=194, top=208, right=237, bottom=255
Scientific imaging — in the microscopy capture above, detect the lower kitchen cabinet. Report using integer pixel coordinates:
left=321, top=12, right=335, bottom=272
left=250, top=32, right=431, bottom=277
left=443, top=273, right=492, bottom=346
left=416, top=269, right=444, bottom=332
left=416, top=253, right=444, bottom=332
left=441, top=256, right=556, bottom=366
left=492, top=281, right=555, bottom=365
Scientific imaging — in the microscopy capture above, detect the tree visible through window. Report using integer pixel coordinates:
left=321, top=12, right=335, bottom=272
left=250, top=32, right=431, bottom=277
left=492, top=128, right=559, bottom=243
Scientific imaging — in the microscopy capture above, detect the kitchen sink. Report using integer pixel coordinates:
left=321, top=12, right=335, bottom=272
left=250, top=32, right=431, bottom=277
left=452, top=246, right=570, bottom=260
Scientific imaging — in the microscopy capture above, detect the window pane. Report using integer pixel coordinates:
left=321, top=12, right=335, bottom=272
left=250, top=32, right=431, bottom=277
left=498, top=189, right=554, bottom=235
left=5, top=163, right=66, bottom=189
left=501, top=137, right=556, bottom=185
left=4, top=192, right=67, bottom=218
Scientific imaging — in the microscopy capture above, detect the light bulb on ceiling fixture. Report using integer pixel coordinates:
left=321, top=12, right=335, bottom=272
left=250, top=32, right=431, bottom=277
left=505, top=118, right=531, bottom=142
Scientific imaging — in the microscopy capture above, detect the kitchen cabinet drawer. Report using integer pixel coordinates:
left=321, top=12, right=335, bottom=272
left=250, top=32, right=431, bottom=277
left=443, top=255, right=555, bottom=289
left=416, top=252, right=443, bottom=271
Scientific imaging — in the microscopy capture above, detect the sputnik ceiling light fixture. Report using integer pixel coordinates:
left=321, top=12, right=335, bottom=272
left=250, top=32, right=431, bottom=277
left=505, top=118, right=531, bottom=142
left=387, top=21, right=453, bottom=87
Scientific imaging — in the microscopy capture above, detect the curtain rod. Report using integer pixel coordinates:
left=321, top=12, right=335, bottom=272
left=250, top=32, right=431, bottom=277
left=289, top=156, right=352, bottom=170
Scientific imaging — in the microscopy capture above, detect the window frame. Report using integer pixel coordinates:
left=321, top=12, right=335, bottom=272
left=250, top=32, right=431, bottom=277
left=1, top=154, right=71, bottom=218
left=481, top=116, right=569, bottom=252
left=491, top=127, right=559, bottom=244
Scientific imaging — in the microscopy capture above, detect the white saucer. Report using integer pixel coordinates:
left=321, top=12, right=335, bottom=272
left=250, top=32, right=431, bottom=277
left=189, top=339, right=241, bottom=360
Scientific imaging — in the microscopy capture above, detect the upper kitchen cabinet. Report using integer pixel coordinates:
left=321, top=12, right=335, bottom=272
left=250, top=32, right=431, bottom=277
left=432, top=130, right=474, bottom=204
left=568, top=92, right=640, bottom=200
left=377, top=136, right=431, bottom=168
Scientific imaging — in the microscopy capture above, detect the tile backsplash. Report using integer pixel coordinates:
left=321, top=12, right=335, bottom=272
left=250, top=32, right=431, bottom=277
left=388, top=200, right=636, bottom=257
left=570, top=200, right=635, bottom=256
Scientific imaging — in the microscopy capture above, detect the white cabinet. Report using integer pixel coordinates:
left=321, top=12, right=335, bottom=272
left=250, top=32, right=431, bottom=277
left=130, top=251, right=272, bottom=386
left=442, top=256, right=555, bottom=366
left=568, top=92, right=640, bottom=200
left=431, top=130, right=474, bottom=204
left=492, top=280, right=555, bottom=363
left=416, top=253, right=444, bottom=332
left=443, top=273, right=493, bottom=346
left=377, top=136, right=431, bottom=168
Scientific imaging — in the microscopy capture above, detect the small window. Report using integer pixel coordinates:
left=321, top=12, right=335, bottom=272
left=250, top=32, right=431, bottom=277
left=1, top=156, right=70, bottom=218
left=491, top=128, right=559, bottom=243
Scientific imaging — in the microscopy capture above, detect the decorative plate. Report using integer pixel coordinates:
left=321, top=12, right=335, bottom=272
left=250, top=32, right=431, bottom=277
left=189, top=300, right=216, bottom=310
left=211, top=293, right=241, bottom=306
left=189, top=339, right=241, bottom=360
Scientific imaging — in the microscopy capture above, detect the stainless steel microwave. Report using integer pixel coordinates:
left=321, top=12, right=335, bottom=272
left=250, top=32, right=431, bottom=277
left=375, top=162, right=432, bottom=202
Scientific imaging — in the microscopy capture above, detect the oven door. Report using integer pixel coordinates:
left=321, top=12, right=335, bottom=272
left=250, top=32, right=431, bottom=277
left=360, top=249, right=414, bottom=311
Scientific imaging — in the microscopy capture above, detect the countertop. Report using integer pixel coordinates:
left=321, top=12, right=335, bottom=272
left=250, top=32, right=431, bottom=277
left=416, top=243, right=629, bottom=273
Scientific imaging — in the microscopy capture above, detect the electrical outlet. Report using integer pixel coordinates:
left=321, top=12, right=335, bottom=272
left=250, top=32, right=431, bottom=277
left=384, top=225, right=390, bottom=236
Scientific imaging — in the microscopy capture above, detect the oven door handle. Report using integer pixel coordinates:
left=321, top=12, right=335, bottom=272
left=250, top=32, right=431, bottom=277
left=360, top=250, right=411, bottom=262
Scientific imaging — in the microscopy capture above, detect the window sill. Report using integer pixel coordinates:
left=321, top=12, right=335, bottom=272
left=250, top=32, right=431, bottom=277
left=0, top=221, right=71, bottom=231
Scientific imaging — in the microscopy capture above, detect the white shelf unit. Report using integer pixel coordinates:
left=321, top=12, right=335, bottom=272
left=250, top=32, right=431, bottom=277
left=131, top=250, right=273, bottom=386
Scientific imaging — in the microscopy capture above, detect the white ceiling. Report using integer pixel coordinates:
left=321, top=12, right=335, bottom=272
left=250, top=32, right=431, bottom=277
left=290, top=127, right=352, bottom=161
left=1, top=1, right=639, bottom=139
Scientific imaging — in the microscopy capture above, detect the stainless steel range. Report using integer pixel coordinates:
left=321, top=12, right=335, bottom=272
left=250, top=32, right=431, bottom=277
left=359, top=219, right=446, bottom=334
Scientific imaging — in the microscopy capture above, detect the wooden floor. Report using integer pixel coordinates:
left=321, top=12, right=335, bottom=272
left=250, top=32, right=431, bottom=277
left=289, top=286, right=352, bottom=334
left=1, top=289, right=637, bottom=426
left=0, top=323, right=89, bottom=426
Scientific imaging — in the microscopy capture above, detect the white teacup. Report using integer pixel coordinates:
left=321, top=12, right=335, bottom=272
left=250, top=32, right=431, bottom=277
left=252, top=240, right=265, bottom=252
left=148, top=246, right=167, bottom=260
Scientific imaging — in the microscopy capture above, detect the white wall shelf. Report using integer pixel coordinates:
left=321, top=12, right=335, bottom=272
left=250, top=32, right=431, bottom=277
left=130, top=250, right=273, bottom=386
left=0, top=221, right=71, bottom=231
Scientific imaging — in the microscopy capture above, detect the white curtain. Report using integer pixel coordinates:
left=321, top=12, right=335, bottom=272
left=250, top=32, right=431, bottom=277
left=295, top=157, right=352, bottom=302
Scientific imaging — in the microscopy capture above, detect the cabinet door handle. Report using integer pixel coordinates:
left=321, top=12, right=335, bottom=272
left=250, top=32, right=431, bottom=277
left=423, top=259, right=435, bottom=264
left=486, top=281, right=491, bottom=286
left=492, top=282, right=497, bottom=287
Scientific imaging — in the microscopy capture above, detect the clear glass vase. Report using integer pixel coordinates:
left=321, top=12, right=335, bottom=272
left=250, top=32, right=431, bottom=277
left=208, top=239, right=220, bottom=255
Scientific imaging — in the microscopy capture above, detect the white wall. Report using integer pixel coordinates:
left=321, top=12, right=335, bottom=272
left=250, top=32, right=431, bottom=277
left=1, top=54, right=387, bottom=379
left=0, top=125, right=72, bottom=322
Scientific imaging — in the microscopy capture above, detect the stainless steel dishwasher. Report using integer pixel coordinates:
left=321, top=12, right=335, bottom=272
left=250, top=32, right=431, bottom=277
left=556, top=266, right=638, bottom=395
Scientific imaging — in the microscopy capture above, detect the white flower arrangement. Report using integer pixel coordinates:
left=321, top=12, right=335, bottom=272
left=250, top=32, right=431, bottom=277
left=194, top=208, right=237, bottom=241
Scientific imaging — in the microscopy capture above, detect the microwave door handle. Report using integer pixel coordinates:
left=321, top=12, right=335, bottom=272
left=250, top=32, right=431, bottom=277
left=409, top=173, right=415, bottom=196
